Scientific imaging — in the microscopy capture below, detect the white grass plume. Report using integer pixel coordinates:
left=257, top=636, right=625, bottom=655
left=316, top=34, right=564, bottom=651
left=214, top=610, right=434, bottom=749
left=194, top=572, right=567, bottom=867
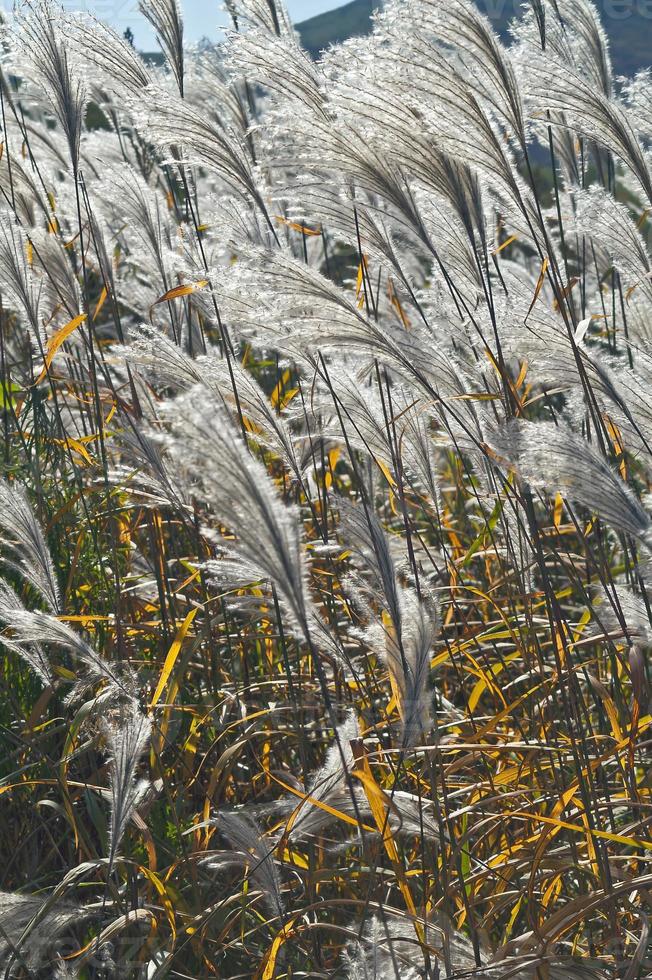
left=66, top=13, right=151, bottom=95
left=12, top=0, right=87, bottom=172
left=0, top=585, right=122, bottom=690
left=575, top=186, right=652, bottom=306
left=225, top=0, right=293, bottom=36
left=274, top=712, right=440, bottom=842
left=104, top=698, right=152, bottom=867
left=0, top=480, right=59, bottom=612
left=339, top=501, right=438, bottom=743
left=343, top=914, right=609, bottom=979
left=489, top=418, right=651, bottom=544
left=139, top=0, right=184, bottom=96
left=156, top=387, right=313, bottom=637
left=589, top=583, right=652, bottom=648
left=365, top=586, right=437, bottom=746
left=519, top=40, right=652, bottom=204
left=204, top=810, right=284, bottom=918
left=0, top=216, right=44, bottom=344
left=0, top=581, right=52, bottom=684
left=137, top=87, right=271, bottom=221
left=275, top=712, right=360, bottom=842
left=125, top=324, right=308, bottom=484
left=0, top=890, right=86, bottom=976
left=415, top=0, right=525, bottom=146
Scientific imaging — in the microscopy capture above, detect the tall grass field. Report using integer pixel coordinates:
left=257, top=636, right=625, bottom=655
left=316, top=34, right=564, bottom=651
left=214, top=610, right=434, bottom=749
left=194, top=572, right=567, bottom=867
left=0, top=0, right=651, bottom=976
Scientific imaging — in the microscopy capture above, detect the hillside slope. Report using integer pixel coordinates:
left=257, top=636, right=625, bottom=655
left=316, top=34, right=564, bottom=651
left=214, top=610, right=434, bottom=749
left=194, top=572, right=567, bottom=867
left=296, top=0, right=652, bottom=77
left=297, top=0, right=375, bottom=55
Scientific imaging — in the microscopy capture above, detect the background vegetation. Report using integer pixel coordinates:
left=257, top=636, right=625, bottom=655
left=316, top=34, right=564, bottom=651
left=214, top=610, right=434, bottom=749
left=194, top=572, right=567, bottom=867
left=0, top=0, right=651, bottom=978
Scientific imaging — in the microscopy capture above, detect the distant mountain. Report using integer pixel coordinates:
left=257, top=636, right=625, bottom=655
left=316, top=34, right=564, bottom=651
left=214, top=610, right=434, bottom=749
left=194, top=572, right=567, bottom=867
left=296, top=0, right=652, bottom=79
left=296, top=0, right=376, bottom=57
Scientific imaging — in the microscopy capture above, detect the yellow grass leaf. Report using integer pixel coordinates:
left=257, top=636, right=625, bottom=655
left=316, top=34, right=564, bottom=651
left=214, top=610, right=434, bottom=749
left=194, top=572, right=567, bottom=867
left=552, top=276, right=579, bottom=311
left=586, top=674, right=624, bottom=742
left=375, top=456, right=397, bottom=490
left=149, top=608, right=199, bottom=709
left=59, top=437, right=94, bottom=465
left=280, top=782, right=375, bottom=836
left=467, top=651, right=520, bottom=713
left=553, top=492, right=564, bottom=529
left=140, top=866, right=177, bottom=940
left=150, top=280, right=209, bottom=312
left=513, top=810, right=652, bottom=852
left=355, top=255, right=368, bottom=308
left=35, top=313, right=87, bottom=385
left=93, top=286, right=108, bottom=321
left=260, top=915, right=300, bottom=979
left=274, top=215, right=321, bottom=236
left=493, top=234, right=518, bottom=254
left=270, top=369, right=291, bottom=408
left=388, top=278, right=410, bottom=327
left=526, top=256, right=548, bottom=319
left=277, top=847, right=309, bottom=869
left=352, top=759, right=421, bottom=931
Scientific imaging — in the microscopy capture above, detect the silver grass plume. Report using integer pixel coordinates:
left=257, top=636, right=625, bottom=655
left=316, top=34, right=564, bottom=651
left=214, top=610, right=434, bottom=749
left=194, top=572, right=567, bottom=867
left=343, top=915, right=609, bottom=978
left=275, top=712, right=360, bottom=842
left=0, top=890, right=86, bottom=976
left=365, top=585, right=437, bottom=746
left=516, top=0, right=612, bottom=98
left=339, top=12, right=532, bottom=230
left=227, top=27, right=326, bottom=115
left=622, top=69, right=652, bottom=141
left=338, top=500, right=438, bottom=743
left=100, top=165, right=176, bottom=292
left=188, top=49, right=251, bottom=135
left=0, top=480, right=59, bottom=613
left=125, top=324, right=308, bottom=484
left=111, top=426, right=191, bottom=514
left=66, top=13, right=151, bottom=94
left=488, top=419, right=651, bottom=543
left=552, top=0, right=613, bottom=97
left=511, top=2, right=609, bottom=187
left=416, top=0, right=526, bottom=147
left=314, top=369, right=440, bottom=510
left=0, top=585, right=122, bottom=690
left=136, top=88, right=272, bottom=222
left=204, top=811, right=284, bottom=918
left=225, top=0, right=293, bottom=36
left=273, top=712, right=440, bottom=843
left=104, top=698, right=152, bottom=867
left=0, top=215, right=44, bottom=343
left=0, top=581, right=51, bottom=684
left=518, top=39, right=652, bottom=204
left=0, top=151, right=51, bottom=228
left=31, top=225, right=83, bottom=323
left=236, top=249, right=470, bottom=410
left=312, top=369, right=398, bottom=474
left=139, top=0, right=184, bottom=96
left=339, top=499, right=402, bottom=632
left=155, top=387, right=313, bottom=637
left=594, top=349, right=652, bottom=466
left=589, top=583, right=652, bottom=648
left=574, top=186, right=652, bottom=306
left=343, top=915, right=475, bottom=979
left=12, top=0, right=87, bottom=173
left=280, top=185, right=433, bottom=296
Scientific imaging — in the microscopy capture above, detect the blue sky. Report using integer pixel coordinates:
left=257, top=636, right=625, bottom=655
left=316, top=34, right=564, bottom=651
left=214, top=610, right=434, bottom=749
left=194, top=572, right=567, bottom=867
left=58, top=1, right=342, bottom=46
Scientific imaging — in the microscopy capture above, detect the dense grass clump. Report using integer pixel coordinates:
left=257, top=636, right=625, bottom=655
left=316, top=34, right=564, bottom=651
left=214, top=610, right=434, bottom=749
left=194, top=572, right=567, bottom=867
left=0, top=0, right=651, bottom=976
